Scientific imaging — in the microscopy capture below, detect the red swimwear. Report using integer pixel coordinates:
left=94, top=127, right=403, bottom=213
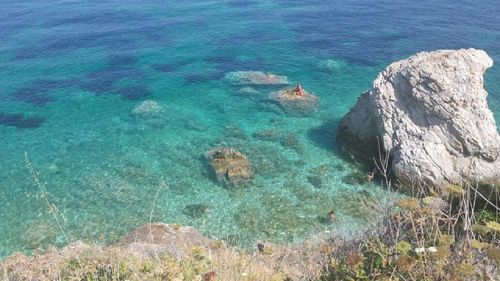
left=296, top=85, right=304, bottom=96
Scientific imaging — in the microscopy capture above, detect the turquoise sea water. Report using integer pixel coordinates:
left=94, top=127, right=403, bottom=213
left=1, top=0, right=500, bottom=258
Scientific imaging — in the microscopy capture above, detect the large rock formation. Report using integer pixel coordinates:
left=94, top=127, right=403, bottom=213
left=338, top=49, right=500, bottom=189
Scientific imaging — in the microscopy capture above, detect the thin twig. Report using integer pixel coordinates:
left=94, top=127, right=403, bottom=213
left=24, top=152, right=70, bottom=245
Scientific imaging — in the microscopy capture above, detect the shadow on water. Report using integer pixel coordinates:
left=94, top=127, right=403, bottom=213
left=44, top=10, right=150, bottom=27
left=9, top=52, right=150, bottom=105
left=79, top=53, right=148, bottom=98
left=183, top=72, right=224, bottom=84
left=152, top=60, right=192, bottom=73
left=12, top=9, right=171, bottom=61
left=307, top=119, right=341, bottom=152
left=107, top=54, right=137, bottom=67
left=82, top=67, right=144, bottom=91
left=0, top=112, right=45, bottom=129
left=10, top=79, right=76, bottom=106
left=111, top=85, right=150, bottom=100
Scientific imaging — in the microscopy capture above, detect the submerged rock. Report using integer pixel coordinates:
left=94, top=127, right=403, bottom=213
left=204, top=147, right=253, bottom=186
left=182, top=204, right=212, bottom=218
left=338, top=49, right=500, bottom=189
left=269, top=86, right=319, bottom=115
left=253, top=128, right=282, bottom=141
left=224, top=71, right=289, bottom=85
left=131, top=100, right=163, bottom=118
left=21, top=220, right=59, bottom=250
left=280, top=133, right=303, bottom=153
left=317, top=59, right=347, bottom=73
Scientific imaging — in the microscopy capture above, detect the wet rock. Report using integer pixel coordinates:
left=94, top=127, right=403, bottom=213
left=224, top=71, right=289, bottom=85
left=182, top=204, right=212, bottom=218
left=131, top=100, right=163, bottom=118
left=338, top=49, right=500, bottom=189
left=269, top=86, right=319, bottom=115
left=204, top=147, right=253, bottom=186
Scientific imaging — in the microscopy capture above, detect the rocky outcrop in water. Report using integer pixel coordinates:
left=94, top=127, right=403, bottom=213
left=224, top=71, right=289, bottom=85
left=131, top=100, right=163, bottom=118
left=269, top=86, right=319, bottom=115
left=205, top=147, right=253, bottom=186
left=338, top=49, right=500, bottom=189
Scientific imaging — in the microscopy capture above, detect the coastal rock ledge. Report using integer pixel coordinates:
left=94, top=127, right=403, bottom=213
left=338, top=49, right=500, bottom=189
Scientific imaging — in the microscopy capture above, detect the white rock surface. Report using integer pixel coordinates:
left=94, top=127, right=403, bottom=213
left=338, top=49, right=500, bottom=188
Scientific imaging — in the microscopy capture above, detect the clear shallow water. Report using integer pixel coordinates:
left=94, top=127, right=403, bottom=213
left=1, top=0, right=499, bottom=258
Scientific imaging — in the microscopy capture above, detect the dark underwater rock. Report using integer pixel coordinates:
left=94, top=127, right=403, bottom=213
left=182, top=204, right=212, bottom=219
left=0, top=112, right=45, bottom=128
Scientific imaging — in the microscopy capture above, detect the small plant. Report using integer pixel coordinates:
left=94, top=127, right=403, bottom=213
left=395, top=241, right=412, bottom=255
left=486, top=221, right=500, bottom=232
left=438, top=234, right=455, bottom=247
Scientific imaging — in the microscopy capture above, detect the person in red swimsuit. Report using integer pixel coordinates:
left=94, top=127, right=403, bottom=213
left=296, top=84, right=304, bottom=96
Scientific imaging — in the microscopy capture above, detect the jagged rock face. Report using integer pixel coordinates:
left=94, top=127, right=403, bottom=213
left=338, top=49, right=500, bottom=188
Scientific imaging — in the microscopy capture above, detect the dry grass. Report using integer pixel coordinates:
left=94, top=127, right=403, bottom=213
left=0, top=233, right=333, bottom=281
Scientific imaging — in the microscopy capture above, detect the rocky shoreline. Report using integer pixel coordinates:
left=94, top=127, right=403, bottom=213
left=2, top=49, right=500, bottom=280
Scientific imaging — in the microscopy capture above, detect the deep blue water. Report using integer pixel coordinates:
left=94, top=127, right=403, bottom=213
left=1, top=0, right=499, bottom=258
